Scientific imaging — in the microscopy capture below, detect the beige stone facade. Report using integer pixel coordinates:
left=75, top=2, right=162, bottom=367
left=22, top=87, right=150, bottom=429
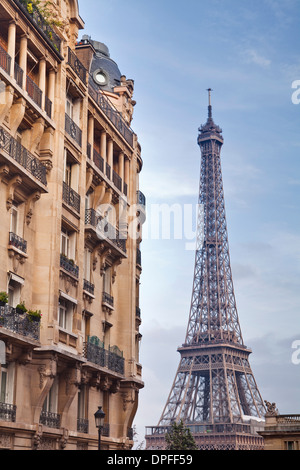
left=259, top=413, right=300, bottom=451
left=0, top=0, right=144, bottom=450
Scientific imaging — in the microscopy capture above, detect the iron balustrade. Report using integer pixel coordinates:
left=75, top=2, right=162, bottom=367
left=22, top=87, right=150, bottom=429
left=137, top=190, right=146, bottom=207
left=0, top=305, right=40, bottom=341
left=0, top=125, right=47, bottom=186
left=84, top=338, right=125, bottom=375
left=136, top=307, right=141, bottom=319
left=26, top=75, right=42, bottom=108
left=102, top=424, right=110, bottom=437
left=85, top=209, right=127, bottom=254
left=136, top=248, right=142, bottom=267
left=124, top=182, right=128, bottom=197
left=88, top=78, right=134, bottom=147
left=67, top=47, right=87, bottom=84
left=77, top=418, right=89, bottom=434
left=45, top=95, right=52, bottom=119
left=93, top=148, right=104, bottom=173
left=83, top=279, right=95, bottom=296
left=40, top=410, right=61, bottom=429
left=14, top=0, right=61, bottom=54
left=0, top=402, right=16, bottom=422
left=102, top=292, right=114, bottom=308
left=9, top=232, right=27, bottom=254
left=0, top=44, right=11, bottom=75
left=60, top=254, right=79, bottom=278
left=113, top=170, right=122, bottom=191
left=65, top=113, right=82, bottom=147
left=14, top=62, right=24, bottom=87
left=62, top=181, right=81, bottom=213
left=106, top=162, right=111, bottom=179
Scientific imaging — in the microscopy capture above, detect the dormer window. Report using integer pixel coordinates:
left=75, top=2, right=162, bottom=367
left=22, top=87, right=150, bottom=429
left=93, top=69, right=108, bottom=86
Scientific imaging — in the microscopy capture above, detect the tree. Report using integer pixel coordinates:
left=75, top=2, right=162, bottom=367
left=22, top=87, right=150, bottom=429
left=165, top=420, right=198, bottom=450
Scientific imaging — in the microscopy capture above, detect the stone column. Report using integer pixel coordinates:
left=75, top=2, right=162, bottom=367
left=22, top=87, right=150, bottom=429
left=88, top=115, right=94, bottom=158
left=48, top=69, right=56, bottom=116
left=19, top=35, right=28, bottom=90
left=124, top=157, right=130, bottom=194
left=118, top=151, right=124, bottom=191
left=100, top=131, right=107, bottom=164
left=107, top=138, right=113, bottom=179
left=38, top=58, right=46, bottom=110
left=7, top=22, right=16, bottom=78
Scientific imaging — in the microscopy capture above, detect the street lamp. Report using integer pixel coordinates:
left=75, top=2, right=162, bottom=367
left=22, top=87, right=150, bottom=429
left=94, top=406, right=105, bottom=450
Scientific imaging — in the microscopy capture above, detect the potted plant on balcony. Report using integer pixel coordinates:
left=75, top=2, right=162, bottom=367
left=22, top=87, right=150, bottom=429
left=16, top=301, right=27, bottom=315
left=0, top=292, right=8, bottom=307
left=27, top=309, right=42, bottom=322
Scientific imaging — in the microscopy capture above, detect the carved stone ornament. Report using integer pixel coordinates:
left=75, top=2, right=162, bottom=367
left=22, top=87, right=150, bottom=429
left=264, top=401, right=278, bottom=417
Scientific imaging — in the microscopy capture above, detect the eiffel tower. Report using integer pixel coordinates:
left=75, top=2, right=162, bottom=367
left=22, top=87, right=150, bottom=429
left=145, top=91, right=266, bottom=450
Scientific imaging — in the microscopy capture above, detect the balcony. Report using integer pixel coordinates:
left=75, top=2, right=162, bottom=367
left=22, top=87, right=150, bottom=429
left=14, top=0, right=62, bottom=55
left=26, top=76, right=42, bottom=108
left=67, top=47, right=87, bottom=84
left=102, top=292, right=114, bottom=309
left=60, top=254, right=79, bottom=279
left=14, top=62, right=24, bottom=88
left=0, top=124, right=47, bottom=186
left=62, top=181, right=81, bottom=213
left=136, top=248, right=142, bottom=267
left=40, top=410, right=61, bottom=429
left=83, top=279, right=95, bottom=296
left=9, top=232, right=27, bottom=254
left=0, top=305, right=40, bottom=341
left=0, top=44, right=11, bottom=75
left=137, top=190, right=146, bottom=207
left=0, top=402, right=16, bottom=423
left=77, top=418, right=89, bottom=434
left=88, top=78, right=134, bottom=148
left=65, top=113, right=82, bottom=147
left=84, top=338, right=125, bottom=375
left=85, top=208, right=127, bottom=255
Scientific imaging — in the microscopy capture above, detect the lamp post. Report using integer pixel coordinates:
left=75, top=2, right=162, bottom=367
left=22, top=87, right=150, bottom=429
left=94, top=406, right=105, bottom=450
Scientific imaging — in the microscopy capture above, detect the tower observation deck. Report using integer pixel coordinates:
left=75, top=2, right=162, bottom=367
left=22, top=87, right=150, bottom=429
left=145, top=91, right=266, bottom=450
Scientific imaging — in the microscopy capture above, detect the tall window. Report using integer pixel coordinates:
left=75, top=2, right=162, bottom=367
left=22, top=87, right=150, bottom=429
left=84, top=248, right=91, bottom=282
left=42, top=377, right=59, bottom=414
left=58, top=298, right=74, bottom=332
left=10, top=206, right=18, bottom=235
left=103, top=266, right=111, bottom=295
left=0, top=364, right=14, bottom=404
left=61, top=228, right=70, bottom=258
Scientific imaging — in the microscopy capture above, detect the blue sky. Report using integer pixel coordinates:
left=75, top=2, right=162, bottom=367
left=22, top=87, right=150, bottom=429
left=78, top=0, right=300, bottom=446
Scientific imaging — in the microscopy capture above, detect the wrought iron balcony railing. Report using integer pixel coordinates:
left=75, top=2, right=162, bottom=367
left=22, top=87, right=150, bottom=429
left=40, top=410, right=61, bottom=429
left=136, top=307, right=141, bottom=319
left=84, top=338, right=125, bottom=375
left=0, top=402, right=16, bottom=422
left=88, top=78, right=134, bottom=147
left=93, top=148, right=104, bottom=173
left=9, top=232, right=27, bottom=254
left=137, top=190, right=146, bottom=207
left=65, top=113, right=82, bottom=147
left=113, top=170, right=122, bottom=192
left=60, top=254, right=79, bottom=278
left=62, top=181, right=81, bottom=213
left=15, top=0, right=61, bottom=54
left=102, top=292, right=114, bottom=308
left=85, top=209, right=127, bottom=254
left=0, top=305, right=40, bottom=341
left=67, top=47, right=87, bottom=84
left=83, top=279, right=95, bottom=296
left=77, top=418, right=89, bottom=434
left=14, top=62, right=24, bottom=88
left=0, top=125, right=47, bottom=186
left=45, top=96, right=52, bottom=119
left=0, top=44, right=11, bottom=75
left=26, top=75, right=42, bottom=108
left=136, top=248, right=142, bottom=267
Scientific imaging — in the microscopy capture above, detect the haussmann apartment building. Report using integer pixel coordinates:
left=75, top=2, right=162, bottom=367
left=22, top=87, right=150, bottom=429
left=0, top=0, right=145, bottom=450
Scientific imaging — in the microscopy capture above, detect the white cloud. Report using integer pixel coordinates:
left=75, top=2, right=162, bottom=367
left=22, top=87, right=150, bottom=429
left=244, top=49, right=271, bottom=68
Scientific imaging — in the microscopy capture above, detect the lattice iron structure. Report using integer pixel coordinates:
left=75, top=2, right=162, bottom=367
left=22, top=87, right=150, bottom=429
left=146, top=92, right=266, bottom=450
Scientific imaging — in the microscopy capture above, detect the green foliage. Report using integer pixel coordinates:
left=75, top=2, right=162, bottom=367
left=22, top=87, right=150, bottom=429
left=165, top=420, right=198, bottom=451
left=0, top=292, right=8, bottom=304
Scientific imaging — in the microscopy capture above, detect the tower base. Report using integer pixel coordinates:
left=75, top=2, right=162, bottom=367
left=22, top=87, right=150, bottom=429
left=145, top=422, right=265, bottom=450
